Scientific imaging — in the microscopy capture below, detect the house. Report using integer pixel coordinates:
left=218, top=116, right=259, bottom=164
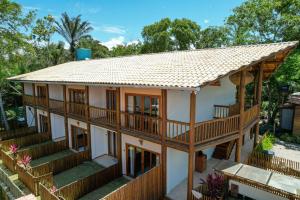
left=280, top=92, right=300, bottom=135
left=8, top=41, right=298, bottom=200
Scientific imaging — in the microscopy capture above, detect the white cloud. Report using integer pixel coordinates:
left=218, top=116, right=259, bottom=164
left=102, top=26, right=126, bottom=34
left=204, top=19, right=209, bottom=24
left=127, top=40, right=139, bottom=45
left=101, top=36, right=125, bottom=49
left=23, top=6, right=40, bottom=10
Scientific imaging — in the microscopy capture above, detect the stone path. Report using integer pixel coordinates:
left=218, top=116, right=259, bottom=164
left=272, top=140, right=300, bottom=162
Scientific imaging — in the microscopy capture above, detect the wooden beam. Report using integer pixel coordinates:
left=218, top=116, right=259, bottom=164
left=254, top=64, right=263, bottom=147
left=161, top=89, right=167, bottom=196
left=116, top=87, right=122, bottom=175
left=85, top=86, right=91, bottom=159
left=46, top=84, right=52, bottom=139
left=187, top=91, right=196, bottom=200
left=235, top=70, right=246, bottom=162
left=63, top=85, right=69, bottom=147
left=32, top=83, right=38, bottom=132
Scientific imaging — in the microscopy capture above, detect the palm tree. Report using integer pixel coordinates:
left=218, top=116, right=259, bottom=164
left=55, top=12, right=93, bottom=60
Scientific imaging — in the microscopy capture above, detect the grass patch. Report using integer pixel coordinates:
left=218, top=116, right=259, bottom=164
left=30, top=149, right=74, bottom=167
left=79, top=177, right=130, bottom=200
left=256, top=132, right=275, bottom=152
left=54, top=161, right=104, bottom=188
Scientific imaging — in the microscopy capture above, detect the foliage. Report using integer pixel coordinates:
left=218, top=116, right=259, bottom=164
left=55, top=12, right=93, bottom=59
left=50, top=186, right=57, bottom=194
left=18, top=155, right=32, bottom=169
left=196, top=26, right=230, bottom=49
left=256, top=132, right=276, bottom=151
left=200, top=172, right=225, bottom=199
left=110, top=43, right=143, bottom=57
left=9, top=144, right=18, bottom=157
left=78, top=35, right=109, bottom=58
left=280, top=133, right=300, bottom=144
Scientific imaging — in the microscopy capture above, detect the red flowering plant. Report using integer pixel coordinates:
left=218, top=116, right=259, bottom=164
left=49, top=185, right=57, bottom=194
left=18, top=155, right=32, bottom=169
left=9, top=144, right=18, bottom=158
left=200, top=172, right=225, bottom=199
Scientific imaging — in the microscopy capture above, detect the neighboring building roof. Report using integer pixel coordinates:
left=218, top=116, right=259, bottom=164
left=8, top=41, right=298, bottom=89
left=289, top=92, right=300, bottom=105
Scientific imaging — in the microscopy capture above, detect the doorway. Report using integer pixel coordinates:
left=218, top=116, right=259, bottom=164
left=107, top=131, right=117, bottom=157
left=39, top=114, right=48, bottom=133
left=126, top=144, right=160, bottom=177
left=106, top=90, right=116, bottom=123
left=71, top=125, right=88, bottom=151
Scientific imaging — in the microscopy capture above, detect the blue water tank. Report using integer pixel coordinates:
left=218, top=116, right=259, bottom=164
left=76, top=48, right=92, bottom=60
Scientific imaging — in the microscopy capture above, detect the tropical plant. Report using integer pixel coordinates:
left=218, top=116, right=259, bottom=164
left=18, top=155, right=32, bottom=169
left=200, top=172, right=225, bottom=199
left=9, top=144, right=18, bottom=157
left=55, top=12, right=93, bottom=60
left=49, top=185, right=57, bottom=194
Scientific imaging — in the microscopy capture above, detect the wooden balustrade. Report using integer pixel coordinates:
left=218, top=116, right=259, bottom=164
left=49, top=99, right=64, bottom=114
left=0, top=127, right=36, bottom=141
left=90, top=106, right=117, bottom=126
left=1, top=149, right=16, bottom=172
left=214, top=103, right=240, bottom=118
left=23, top=95, right=35, bottom=106
left=121, top=112, right=161, bottom=137
left=67, top=102, right=86, bottom=117
left=36, top=97, right=47, bottom=107
left=102, top=165, right=163, bottom=200
left=39, top=183, right=60, bottom=200
left=243, top=104, right=259, bottom=127
left=166, top=120, right=190, bottom=144
left=194, top=115, right=240, bottom=144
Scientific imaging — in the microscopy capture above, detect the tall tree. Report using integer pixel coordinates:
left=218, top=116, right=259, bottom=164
left=78, top=36, right=109, bottom=58
left=110, top=42, right=142, bottom=57
left=196, top=26, right=230, bottom=49
left=55, top=12, right=93, bottom=59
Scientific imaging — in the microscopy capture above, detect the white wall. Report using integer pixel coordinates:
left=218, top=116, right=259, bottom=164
left=229, top=180, right=287, bottom=200
left=50, top=113, right=65, bottom=140
left=121, top=134, right=161, bottom=175
left=67, top=118, right=87, bottom=148
left=167, top=147, right=188, bottom=194
left=26, top=106, right=35, bottom=127
left=49, top=84, right=63, bottom=100
left=36, top=109, right=47, bottom=133
left=202, top=147, right=215, bottom=160
left=89, top=86, right=107, bottom=107
left=24, top=83, right=33, bottom=95
left=196, top=76, right=236, bottom=122
left=91, top=125, right=109, bottom=159
left=167, top=90, right=190, bottom=122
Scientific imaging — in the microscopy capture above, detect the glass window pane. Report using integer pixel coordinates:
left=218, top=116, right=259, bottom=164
left=144, top=96, right=151, bottom=115
left=134, top=96, right=142, bottom=114
left=151, top=97, right=159, bottom=116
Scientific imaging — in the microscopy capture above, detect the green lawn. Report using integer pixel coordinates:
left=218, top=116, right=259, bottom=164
left=18, top=140, right=53, bottom=151
left=78, top=177, right=130, bottom=200
left=30, top=149, right=74, bottom=167
left=53, top=161, right=104, bottom=188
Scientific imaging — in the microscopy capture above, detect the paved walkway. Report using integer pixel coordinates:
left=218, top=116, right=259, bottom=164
left=272, top=140, right=300, bottom=162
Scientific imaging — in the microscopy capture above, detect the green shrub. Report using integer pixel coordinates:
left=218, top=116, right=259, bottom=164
left=256, top=132, right=275, bottom=152
left=279, top=133, right=300, bottom=144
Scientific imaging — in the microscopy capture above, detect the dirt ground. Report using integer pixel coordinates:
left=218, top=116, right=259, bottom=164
left=271, top=139, right=300, bottom=162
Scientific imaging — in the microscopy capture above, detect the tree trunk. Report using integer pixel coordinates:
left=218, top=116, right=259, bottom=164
left=0, top=92, right=9, bottom=131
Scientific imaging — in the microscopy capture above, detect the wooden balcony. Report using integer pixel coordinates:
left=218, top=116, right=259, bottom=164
left=67, top=102, right=86, bottom=118
left=214, top=103, right=239, bottom=118
left=244, top=104, right=259, bottom=127
left=49, top=99, right=64, bottom=114
left=120, top=112, right=162, bottom=139
left=166, top=120, right=190, bottom=145
left=36, top=97, right=47, bottom=108
left=89, top=106, right=117, bottom=128
left=23, top=94, right=35, bottom=106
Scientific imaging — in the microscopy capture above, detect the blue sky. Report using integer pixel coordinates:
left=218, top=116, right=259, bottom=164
left=16, top=0, right=244, bottom=49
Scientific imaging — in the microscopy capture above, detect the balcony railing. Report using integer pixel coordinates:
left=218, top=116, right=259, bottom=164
left=49, top=99, right=64, bottom=114
left=121, top=112, right=161, bottom=137
left=244, top=104, right=259, bottom=127
left=195, top=114, right=240, bottom=144
left=23, top=94, right=35, bottom=106
left=214, top=103, right=239, bottom=118
left=89, top=106, right=117, bottom=127
left=166, top=120, right=190, bottom=144
left=67, top=102, right=86, bottom=118
left=36, top=97, right=47, bottom=107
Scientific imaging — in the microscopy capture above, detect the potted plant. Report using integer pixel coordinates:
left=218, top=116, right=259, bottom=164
left=199, top=172, right=225, bottom=200
left=18, top=155, right=32, bottom=170
left=9, top=144, right=18, bottom=158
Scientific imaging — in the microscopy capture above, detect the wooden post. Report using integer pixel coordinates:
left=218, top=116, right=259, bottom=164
left=63, top=85, right=69, bottom=147
left=116, top=87, right=122, bottom=175
left=46, top=84, right=52, bottom=139
left=235, top=70, right=246, bottom=162
left=254, top=64, right=263, bottom=147
left=187, top=91, right=196, bottom=200
left=161, top=89, right=167, bottom=196
left=85, top=86, right=91, bottom=159
left=32, top=83, right=38, bottom=132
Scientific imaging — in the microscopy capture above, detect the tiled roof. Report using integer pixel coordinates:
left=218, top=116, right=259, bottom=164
left=8, top=41, right=298, bottom=89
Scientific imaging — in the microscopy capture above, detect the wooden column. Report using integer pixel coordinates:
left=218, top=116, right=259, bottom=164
left=161, top=89, right=167, bottom=196
left=46, top=84, right=52, bottom=138
left=63, top=85, right=69, bottom=147
left=254, top=64, right=263, bottom=147
left=116, top=87, right=122, bottom=175
left=85, top=86, right=91, bottom=159
left=187, top=91, right=196, bottom=200
left=235, top=70, right=246, bottom=162
left=32, top=83, right=38, bottom=132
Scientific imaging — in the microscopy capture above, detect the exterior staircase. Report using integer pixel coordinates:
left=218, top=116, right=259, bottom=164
left=212, top=140, right=236, bottom=159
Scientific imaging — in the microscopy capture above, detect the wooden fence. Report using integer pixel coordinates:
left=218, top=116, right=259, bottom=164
left=56, top=164, right=119, bottom=200
left=191, top=184, right=214, bottom=200
left=246, top=151, right=300, bottom=178
left=0, top=127, right=36, bottom=141
left=17, top=140, right=67, bottom=160
left=166, top=120, right=190, bottom=144
left=243, top=104, right=259, bottom=127
left=39, top=182, right=60, bottom=200
left=102, top=165, right=162, bottom=200
left=1, top=133, right=50, bottom=152
left=0, top=149, right=16, bottom=172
